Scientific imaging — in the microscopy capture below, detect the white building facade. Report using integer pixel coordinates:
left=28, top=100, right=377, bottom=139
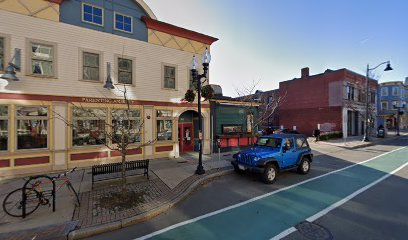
left=0, top=0, right=218, bottom=177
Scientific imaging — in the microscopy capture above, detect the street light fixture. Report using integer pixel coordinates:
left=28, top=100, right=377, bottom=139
left=191, top=48, right=211, bottom=175
left=393, top=101, right=406, bottom=136
left=1, top=49, right=21, bottom=81
left=362, top=61, right=393, bottom=142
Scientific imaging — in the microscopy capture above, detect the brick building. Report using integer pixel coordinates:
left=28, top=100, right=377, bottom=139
left=279, top=67, right=378, bottom=137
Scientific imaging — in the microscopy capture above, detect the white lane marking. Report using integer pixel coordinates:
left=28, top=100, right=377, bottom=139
left=270, top=227, right=297, bottom=240
left=273, top=153, right=408, bottom=239
left=136, top=146, right=407, bottom=240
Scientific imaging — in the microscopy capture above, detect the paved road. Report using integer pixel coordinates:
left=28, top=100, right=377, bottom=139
left=87, top=138, right=408, bottom=240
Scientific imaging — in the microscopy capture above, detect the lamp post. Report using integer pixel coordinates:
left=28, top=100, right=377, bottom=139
left=393, top=101, right=406, bottom=136
left=362, top=61, right=393, bottom=142
left=191, top=48, right=211, bottom=175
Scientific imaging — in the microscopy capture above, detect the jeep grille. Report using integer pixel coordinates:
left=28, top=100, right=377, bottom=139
left=238, top=154, right=253, bottom=165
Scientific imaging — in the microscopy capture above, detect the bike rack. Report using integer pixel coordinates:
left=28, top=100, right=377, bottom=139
left=22, top=175, right=56, bottom=218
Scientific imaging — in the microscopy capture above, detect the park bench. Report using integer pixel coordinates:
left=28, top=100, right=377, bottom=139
left=91, top=159, right=149, bottom=187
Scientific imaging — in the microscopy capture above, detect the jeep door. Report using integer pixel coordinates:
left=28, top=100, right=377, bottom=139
left=281, top=137, right=297, bottom=167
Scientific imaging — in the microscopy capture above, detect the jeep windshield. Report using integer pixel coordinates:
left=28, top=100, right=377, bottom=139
left=256, top=137, right=282, bottom=149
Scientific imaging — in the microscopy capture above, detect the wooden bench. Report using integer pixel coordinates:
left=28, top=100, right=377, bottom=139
left=91, top=159, right=149, bottom=187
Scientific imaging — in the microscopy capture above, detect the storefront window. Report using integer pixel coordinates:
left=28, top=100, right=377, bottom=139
left=0, top=106, right=8, bottom=151
left=156, top=110, right=173, bottom=141
left=72, top=108, right=106, bottom=146
left=111, top=109, right=141, bottom=144
left=16, top=106, right=48, bottom=150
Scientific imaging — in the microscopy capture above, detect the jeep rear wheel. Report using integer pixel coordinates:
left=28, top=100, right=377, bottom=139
left=262, top=164, right=277, bottom=184
left=297, top=157, right=311, bottom=174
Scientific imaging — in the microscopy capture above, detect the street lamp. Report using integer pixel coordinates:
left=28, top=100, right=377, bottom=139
left=393, top=101, right=406, bottom=136
left=191, top=48, right=211, bottom=175
left=362, top=61, right=393, bottom=142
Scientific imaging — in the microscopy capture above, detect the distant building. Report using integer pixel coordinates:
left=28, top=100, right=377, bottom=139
left=210, top=85, right=259, bottom=152
left=279, top=67, right=378, bottom=137
left=235, top=89, right=280, bottom=130
left=377, top=79, right=408, bottom=129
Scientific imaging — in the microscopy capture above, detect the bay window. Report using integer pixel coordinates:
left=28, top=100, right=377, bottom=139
left=111, top=109, right=141, bottom=144
left=0, top=105, right=8, bottom=151
left=156, top=110, right=173, bottom=141
left=16, top=106, right=48, bottom=150
left=72, top=108, right=106, bottom=146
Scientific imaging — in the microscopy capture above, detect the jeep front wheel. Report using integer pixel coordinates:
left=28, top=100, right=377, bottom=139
left=297, top=157, right=311, bottom=174
left=233, top=165, right=245, bottom=174
left=262, top=164, right=277, bottom=184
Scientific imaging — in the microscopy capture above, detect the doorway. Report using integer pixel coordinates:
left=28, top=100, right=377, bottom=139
left=178, top=110, right=200, bottom=153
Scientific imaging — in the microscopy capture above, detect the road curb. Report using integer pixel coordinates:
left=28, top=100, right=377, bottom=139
left=68, top=168, right=233, bottom=240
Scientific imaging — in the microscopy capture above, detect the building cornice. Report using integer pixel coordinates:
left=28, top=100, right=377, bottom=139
left=141, top=16, right=218, bottom=45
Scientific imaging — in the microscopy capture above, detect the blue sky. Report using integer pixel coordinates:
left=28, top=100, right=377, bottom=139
left=144, top=0, right=408, bottom=97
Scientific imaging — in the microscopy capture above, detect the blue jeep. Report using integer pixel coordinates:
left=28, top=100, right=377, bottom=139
left=231, top=134, right=313, bottom=184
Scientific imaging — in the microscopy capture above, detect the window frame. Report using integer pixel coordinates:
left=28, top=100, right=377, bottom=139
left=26, top=38, right=57, bottom=78
left=15, top=106, right=49, bottom=151
left=392, top=87, right=399, bottom=96
left=79, top=48, right=103, bottom=82
left=82, top=2, right=104, bottom=27
left=381, top=101, right=388, bottom=110
left=162, top=64, right=177, bottom=90
left=111, top=108, right=141, bottom=145
left=0, top=105, right=9, bottom=152
left=115, top=54, right=135, bottom=86
left=113, top=12, right=133, bottom=34
left=156, top=110, right=173, bottom=142
left=71, top=107, right=107, bottom=148
left=381, top=87, right=389, bottom=96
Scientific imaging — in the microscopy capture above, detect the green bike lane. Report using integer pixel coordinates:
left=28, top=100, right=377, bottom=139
left=138, top=146, right=408, bottom=240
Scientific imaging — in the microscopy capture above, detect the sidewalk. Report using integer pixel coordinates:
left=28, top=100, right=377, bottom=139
left=0, top=152, right=234, bottom=240
left=308, top=132, right=405, bottom=149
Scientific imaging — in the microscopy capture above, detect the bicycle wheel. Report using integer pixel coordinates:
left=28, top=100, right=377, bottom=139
left=66, top=183, right=80, bottom=206
left=2, top=188, right=41, bottom=217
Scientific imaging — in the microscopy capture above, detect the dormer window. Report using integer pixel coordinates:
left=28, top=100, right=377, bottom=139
left=82, top=3, right=103, bottom=26
left=114, top=12, right=133, bottom=33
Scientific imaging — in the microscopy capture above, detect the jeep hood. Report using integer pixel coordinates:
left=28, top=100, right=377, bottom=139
left=238, top=146, right=280, bottom=158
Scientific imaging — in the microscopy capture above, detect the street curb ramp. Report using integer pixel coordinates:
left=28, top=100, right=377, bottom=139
left=68, top=168, right=233, bottom=240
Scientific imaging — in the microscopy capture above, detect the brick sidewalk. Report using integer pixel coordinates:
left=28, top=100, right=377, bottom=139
left=73, top=166, right=232, bottom=229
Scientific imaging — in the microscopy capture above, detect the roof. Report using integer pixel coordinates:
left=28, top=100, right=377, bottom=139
left=141, top=16, right=218, bottom=45
left=261, top=134, right=307, bottom=138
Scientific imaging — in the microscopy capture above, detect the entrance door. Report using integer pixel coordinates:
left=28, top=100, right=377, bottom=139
left=178, top=123, right=194, bottom=153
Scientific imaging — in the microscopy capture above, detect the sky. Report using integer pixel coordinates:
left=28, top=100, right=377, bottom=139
left=144, top=0, right=408, bottom=97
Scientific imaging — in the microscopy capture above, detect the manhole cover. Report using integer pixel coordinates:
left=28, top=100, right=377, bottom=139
left=296, top=221, right=333, bottom=240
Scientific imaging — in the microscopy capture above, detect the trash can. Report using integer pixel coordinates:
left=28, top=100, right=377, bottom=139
left=377, top=128, right=385, bottom=138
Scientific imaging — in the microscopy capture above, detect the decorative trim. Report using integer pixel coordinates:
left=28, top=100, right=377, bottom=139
left=15, top=156, right=49, bottom=166
left=0, top=93, right=210, bottom=108
left=155, top=145, right=173, bottom=152
left=0, top=159, right=10, bottom=168
left=71, top=151, right=108, bottom=161
left=111, top=148, right=142, bottom=157
left=45, top=0, right=64, bottom=4
left=141, top=16, right=218, bottom=45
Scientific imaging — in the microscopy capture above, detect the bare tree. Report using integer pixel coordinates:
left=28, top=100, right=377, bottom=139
left=235, top=80, right=285, bottom=144
left=53, top=86, right=154, bottom=186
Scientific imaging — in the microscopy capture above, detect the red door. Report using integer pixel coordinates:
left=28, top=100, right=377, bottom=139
left=178, top=123, right=194, bottom=153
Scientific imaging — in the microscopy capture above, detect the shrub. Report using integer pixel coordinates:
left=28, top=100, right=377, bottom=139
left=319, top=131, right=343, bottom=141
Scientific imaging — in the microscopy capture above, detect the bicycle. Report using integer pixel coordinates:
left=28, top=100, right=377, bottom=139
left=2, top=167, right=80, bottom=218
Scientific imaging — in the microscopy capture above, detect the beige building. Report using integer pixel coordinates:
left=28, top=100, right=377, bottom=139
left=0, top=0, right=218, bottom=178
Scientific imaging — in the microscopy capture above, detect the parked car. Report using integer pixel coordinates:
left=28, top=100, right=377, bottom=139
left=231, top=134, right=313, bottom=184
left=273, top=128, right=299, bottom=134
left=261, top=126, right=279, bottom=135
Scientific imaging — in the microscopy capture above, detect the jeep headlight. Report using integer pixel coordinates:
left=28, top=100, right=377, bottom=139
left=253, top=157, right=259, bottom=161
